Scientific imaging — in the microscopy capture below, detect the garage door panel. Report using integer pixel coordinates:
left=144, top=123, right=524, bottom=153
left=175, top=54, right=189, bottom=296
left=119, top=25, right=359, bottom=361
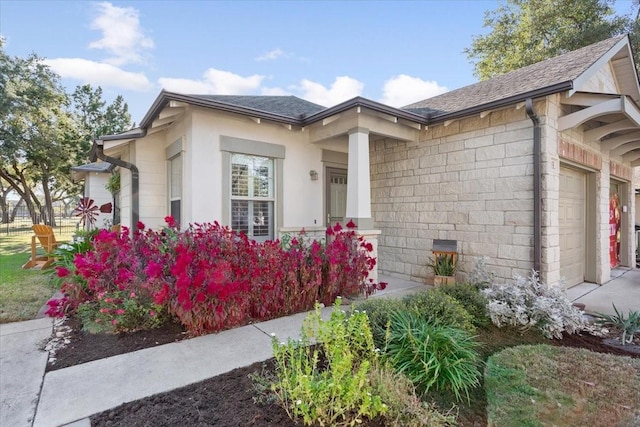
left=559, top=167, right=586, bottom=288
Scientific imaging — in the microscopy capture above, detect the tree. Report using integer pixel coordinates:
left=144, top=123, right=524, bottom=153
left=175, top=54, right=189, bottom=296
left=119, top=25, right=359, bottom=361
left=0, top=43, right=132, bottom=226
left=465, top=0, right=634, bottom=80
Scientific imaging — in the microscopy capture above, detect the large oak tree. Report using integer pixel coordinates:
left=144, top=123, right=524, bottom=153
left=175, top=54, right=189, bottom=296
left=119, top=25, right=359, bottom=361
left=465, top=0, right=636, bottom=80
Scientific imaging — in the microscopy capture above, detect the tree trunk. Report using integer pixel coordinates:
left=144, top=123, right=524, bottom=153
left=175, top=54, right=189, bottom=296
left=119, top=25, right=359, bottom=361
left=41, top=171, right=56, bottom=226
left=10, top=198, right=24, bottom=222
left=0, top=166, right=39, bottom=224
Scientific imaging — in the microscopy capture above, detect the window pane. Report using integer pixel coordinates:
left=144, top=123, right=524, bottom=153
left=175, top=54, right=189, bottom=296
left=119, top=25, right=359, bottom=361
left=170, top=156, right=182, bottom=199
left=231, top=163, right=249, bottom=197
left=252, top=200, right=272, bottom=237
left=231, top=200, right=249, bottom=235
left=252, top=159, right=273, bottom=198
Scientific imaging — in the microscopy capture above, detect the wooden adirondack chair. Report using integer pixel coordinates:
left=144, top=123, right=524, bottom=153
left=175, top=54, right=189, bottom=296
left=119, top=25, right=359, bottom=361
left=22, top=225, right=61, bottom=269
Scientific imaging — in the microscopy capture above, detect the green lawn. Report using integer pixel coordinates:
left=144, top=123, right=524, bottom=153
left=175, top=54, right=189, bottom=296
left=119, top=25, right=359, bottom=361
left=0, top=232, right=71, bottom=323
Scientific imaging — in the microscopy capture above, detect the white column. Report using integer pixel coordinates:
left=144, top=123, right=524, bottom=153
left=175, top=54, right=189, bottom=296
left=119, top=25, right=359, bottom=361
left=346, top=127, right=372, bottom=229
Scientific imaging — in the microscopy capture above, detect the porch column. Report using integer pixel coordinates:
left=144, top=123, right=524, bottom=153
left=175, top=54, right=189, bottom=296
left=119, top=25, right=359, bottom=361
left=346, top=127, right=373, bottom=229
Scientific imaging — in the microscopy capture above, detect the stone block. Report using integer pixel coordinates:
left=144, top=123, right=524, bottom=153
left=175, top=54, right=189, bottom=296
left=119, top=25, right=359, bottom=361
left=476, top=145, right=505, bottom=161
left=464, top=135, right=495, bottom=149
left=498, top=244, right=532, bottom=261
left=469, top=211, right=504, bottom=225
left=505, top=211, right=533, bottom=226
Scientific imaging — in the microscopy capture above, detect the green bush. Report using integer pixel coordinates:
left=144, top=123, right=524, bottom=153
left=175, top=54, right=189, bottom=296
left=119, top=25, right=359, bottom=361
left=437, top=283, right=490, bottom=328
left=77, top=290, right=166, bottom=334
left=385, top=310, right=481, bottom=402
left=271, top=299, right=387, bottom=426
left=402, top=290, right=476, bottom=334
left=369, top=363, right=456, bottom=427
left=354, top=297, right=405, bottom=348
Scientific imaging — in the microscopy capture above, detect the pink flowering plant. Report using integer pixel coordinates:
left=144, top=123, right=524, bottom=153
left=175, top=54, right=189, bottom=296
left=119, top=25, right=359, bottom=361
left=46, top=217, right=386, bottom=336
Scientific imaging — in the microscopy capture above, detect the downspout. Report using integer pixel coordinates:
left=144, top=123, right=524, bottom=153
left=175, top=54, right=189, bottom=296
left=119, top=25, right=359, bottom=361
left=525, top=99, right=542, bottom=274
left=93, top=140, right=140, bottom=230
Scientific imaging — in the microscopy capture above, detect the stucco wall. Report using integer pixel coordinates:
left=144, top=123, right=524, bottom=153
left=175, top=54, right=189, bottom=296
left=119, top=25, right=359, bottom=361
left=83, top=173, right=112, bottom=229
left=188, top=108, right=325, bottom=230
left=371, top=103, right=540, bottom=284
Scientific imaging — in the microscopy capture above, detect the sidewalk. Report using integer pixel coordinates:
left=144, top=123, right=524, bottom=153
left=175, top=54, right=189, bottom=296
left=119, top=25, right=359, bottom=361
left=567, top=268, right=640, bottom=315
left=22, top=275, right=423, bottom=427
left=0, top=318, right=52, bottom=427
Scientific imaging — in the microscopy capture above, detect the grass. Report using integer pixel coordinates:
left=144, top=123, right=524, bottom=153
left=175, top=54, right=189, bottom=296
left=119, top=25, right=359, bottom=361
left=0, top=231, right=73, bottom=323
left=486, top=344, right=640, bottom=426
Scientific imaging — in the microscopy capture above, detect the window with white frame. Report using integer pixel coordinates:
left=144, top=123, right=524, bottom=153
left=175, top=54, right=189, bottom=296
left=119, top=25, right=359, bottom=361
left=231, top=153, right=274, bottom=241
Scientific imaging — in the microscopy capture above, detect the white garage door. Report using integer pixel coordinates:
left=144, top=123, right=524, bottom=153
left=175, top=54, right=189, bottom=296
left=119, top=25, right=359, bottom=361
left=559, top=167, right=586, bottom=288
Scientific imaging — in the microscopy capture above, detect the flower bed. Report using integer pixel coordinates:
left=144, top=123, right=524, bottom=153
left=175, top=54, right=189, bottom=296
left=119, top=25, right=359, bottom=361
left=46, top=218, right=385, bottom=336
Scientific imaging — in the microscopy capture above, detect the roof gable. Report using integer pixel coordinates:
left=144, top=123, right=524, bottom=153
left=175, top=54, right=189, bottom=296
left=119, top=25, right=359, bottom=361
left=403, top=35, right=636, bottom=120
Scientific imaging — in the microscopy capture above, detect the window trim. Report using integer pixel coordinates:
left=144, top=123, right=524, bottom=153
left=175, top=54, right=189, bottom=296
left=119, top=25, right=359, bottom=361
left=220, top=136, right=284, bottom=239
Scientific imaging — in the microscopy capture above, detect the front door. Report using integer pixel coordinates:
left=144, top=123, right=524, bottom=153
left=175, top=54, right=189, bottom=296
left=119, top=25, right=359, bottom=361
left=326, top=168, right=347, bottom=226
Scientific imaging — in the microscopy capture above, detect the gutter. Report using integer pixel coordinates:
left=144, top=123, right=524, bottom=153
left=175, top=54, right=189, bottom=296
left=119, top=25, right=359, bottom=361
left=92, top=138, right=143, bottom=231
left=525, top=99, right=542, bottom=274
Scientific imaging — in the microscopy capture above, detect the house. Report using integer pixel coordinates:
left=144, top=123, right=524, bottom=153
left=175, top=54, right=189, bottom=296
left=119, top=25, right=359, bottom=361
left=84, top=35, right=639, bottom=288
left=70, top=162, right=116, bottom=228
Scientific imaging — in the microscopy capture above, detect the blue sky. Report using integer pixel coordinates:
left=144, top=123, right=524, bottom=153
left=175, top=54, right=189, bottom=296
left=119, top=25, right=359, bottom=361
left=1, top=0, right=637, bottom=124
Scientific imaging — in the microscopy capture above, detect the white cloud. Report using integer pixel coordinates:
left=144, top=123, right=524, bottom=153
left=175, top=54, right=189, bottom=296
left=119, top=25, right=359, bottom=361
left=297, top=76, right=364, bottom=107
left=158, top=68, right=265, bottom=94
left=89, top=2, right=153, bottom=66
left=256, top=48, right=289, bottom=62
left=43, top=58, right=153, bottom=91
left=380, top=75, right=448, bottom=107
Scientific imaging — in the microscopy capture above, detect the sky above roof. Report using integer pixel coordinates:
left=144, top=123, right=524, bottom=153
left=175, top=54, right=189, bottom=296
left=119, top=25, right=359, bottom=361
left=1, top=0, right=637, bottom=124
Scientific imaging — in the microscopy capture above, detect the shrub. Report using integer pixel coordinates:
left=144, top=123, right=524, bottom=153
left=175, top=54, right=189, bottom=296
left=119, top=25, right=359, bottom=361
left=595, top=304, right=640, bottom=345
left=271, top=299, right=387, bottom=426
left=402, top=290, right=476, bottom=334
left=468, top=256, right=494, bottom=287
left=438, top=282, right=490, bottom=328
left=76, top=290, right=165, bottom=333
left=384, top=310, right=481, bottom=402
left=368, top=363, right=456, bottom=427
left=483, top=271, right=586, bottom=339
left=354, top=297, right=405, bottom=348
left=47, top=219, right=384, bottom=336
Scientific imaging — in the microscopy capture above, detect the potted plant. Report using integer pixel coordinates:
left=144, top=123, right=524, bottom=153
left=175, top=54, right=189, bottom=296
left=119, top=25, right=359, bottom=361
left=428, top=253, right=457, bottom=286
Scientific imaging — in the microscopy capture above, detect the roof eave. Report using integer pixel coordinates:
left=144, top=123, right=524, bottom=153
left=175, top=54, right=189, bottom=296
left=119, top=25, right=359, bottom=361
left=139, top=91, right=304, bottom=128
left=428, top=81, right=574, bottom=124
left=302, top=96, right=426, bottom=125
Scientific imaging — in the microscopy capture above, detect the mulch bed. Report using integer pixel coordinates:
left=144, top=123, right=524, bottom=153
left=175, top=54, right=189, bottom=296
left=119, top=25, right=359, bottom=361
left=43, top=318, right=639, bottom=427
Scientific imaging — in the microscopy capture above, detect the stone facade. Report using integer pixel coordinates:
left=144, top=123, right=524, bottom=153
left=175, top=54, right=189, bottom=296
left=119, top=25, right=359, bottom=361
left=372, top=101, right=543, bottom=284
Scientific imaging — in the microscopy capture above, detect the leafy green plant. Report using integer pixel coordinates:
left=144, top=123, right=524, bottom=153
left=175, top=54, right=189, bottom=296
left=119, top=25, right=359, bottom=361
left=595, top=304, right=640, bottom=345
left=384, top=310, right=481, bottom=402
left=368, top=363, right=456, bottom=427
left=77, top=290, right=166, bottom=333
left=402, top=290, right=476, bottom=334
left=353, top=297, right=405, bottom=348
left=483, top=270, right=586, bottom=339
left=428, top=254, right=456, bottom=276
left=105, top=171, right=120, bottom=195
left=271, top=299, right=387, bottom=426
left=437, top=282, right=490, bottom=328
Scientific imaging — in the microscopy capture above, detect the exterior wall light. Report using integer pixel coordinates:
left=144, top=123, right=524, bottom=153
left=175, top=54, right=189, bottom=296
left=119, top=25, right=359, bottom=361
left=309, top=170, right=319, bottom=181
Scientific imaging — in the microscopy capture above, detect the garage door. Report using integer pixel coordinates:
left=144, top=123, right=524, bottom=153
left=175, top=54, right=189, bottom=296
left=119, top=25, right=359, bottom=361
left=559, top=167, right=586, bottom=288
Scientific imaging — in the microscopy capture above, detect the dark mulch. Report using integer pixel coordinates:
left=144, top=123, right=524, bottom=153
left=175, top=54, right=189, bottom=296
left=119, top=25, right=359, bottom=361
left=45, top=317, right=639, bottom=427
left=46, top=317, right=187, bottom=372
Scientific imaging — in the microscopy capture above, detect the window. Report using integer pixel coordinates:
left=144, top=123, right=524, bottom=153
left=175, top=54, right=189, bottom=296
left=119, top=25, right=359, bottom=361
left=169, top=154, right=182, bottom=225
left=231, top=154, right=274, bottom=241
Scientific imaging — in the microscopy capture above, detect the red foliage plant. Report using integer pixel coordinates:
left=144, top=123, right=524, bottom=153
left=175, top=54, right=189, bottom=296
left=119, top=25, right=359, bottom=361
left=47, top=218, right=385, bottom=336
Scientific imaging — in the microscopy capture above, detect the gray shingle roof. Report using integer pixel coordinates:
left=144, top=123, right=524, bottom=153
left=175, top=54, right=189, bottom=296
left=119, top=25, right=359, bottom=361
left=192, top=95, right=326, bottom=119
left=403, top=35, right=626, bottom=118
left=71, top=162, right=115, bottom=173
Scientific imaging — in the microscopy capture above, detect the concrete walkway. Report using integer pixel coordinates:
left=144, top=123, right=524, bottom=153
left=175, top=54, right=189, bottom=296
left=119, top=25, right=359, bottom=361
left=6, top=276, right=423, bottom=427
left=2, top=271, right=638, bottom=427
left=0, top=318, right=52, bottom=427
left=567, top=268, right=640, bottom=315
